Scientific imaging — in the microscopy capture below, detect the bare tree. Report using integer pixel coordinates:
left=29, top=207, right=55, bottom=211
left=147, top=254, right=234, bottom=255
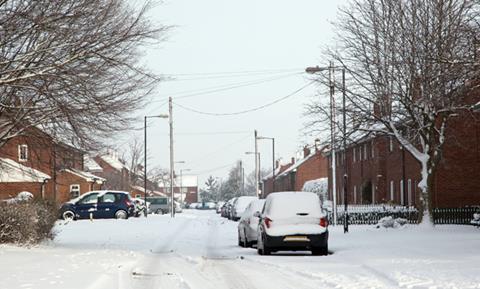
left=0, top=0, right=170, bottom=149
left=123, top=138, right=145, bottom=187
left=307, top=0, right=480, bottom=223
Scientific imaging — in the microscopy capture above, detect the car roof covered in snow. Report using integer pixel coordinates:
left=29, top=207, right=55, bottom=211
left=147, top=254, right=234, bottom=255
left=264, top=191, right=322, bottom=219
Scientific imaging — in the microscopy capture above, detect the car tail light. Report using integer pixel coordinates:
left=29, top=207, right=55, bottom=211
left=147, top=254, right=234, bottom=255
left=320, top=217, right=328, bottom=227
left=265, top=217, right=272, bottom=228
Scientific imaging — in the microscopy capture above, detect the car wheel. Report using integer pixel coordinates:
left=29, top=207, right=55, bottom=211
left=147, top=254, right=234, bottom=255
left=115, top=210, right=128, bottom=219
left=62, top=210, right=75, bottom=220
left=312, top=245, right=328, bottom=256
left=243, top=230, right=250, bottom=248
left=259, top=233, right=271, bottom=255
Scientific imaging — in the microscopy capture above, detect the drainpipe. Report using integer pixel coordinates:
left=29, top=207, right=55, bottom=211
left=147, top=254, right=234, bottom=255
left=41, top=179, right=48, bottom=199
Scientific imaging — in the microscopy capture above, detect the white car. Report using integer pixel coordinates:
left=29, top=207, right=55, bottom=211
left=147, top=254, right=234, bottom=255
left=238, top=199, right=265, bottom=247
left=231, top=196, right=258, bottom=221
left=256, top=191, right=329, bottom=256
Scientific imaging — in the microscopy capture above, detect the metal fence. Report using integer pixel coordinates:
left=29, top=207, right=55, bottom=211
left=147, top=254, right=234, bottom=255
left=327, top=205, right=480, bottom=225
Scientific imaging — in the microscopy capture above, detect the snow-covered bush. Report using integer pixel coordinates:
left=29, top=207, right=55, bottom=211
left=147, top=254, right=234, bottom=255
left=375, top=216, right=408, bottom=229
left=0, top=199, right=58, bottom=245
left=471, top=213, right=480, bottom=227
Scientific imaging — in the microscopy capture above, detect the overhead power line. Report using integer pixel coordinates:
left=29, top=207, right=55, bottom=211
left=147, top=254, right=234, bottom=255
left=173, top=81, right=315, bottom=116
left=164, top=67, right=303, bottom=77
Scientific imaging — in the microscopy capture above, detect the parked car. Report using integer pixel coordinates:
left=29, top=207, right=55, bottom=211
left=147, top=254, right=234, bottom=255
left=256, top=191, right=329, bottom=256
left=216, top=201, right=225, bottom=214
left=59, top=191, right=135, bottom=220
left=226, top=197, right=238, bottom=219
left=231, top=196, right=258, bottom=221
left=238, top=199, right=265, bottom=247
left=146, top=197, right=170, bottom=214
left=189, top=202, right=201, bottom=209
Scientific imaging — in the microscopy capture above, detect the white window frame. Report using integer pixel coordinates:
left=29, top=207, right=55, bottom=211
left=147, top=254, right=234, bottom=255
left=18, top=144, right=28, bottom=162
left=70, top=184, right=80, bottom=198
left=390, top=180, right=395, bottom=201
left=389, top=137, right=394, bottom=152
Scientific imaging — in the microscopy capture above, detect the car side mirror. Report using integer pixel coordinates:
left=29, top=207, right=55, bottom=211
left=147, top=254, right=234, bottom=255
left=253, top=211, right=261, bottom=218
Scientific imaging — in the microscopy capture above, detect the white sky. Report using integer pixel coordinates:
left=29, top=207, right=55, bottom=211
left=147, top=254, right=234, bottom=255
left=121, top=0, right=346, bottom=188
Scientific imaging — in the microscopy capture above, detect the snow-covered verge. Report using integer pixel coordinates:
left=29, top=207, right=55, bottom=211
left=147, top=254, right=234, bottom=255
left=0, top=210, right=479, bottom=289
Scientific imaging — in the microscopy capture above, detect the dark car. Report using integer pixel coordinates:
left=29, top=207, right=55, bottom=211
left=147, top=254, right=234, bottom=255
left=59, top=190, right=135, bottom=220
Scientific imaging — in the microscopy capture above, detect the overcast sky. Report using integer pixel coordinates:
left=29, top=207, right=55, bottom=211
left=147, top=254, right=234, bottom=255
left=118, top=0, right=346, bottom=188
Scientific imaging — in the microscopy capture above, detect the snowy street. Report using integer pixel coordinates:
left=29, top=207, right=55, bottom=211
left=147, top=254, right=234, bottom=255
left=1, top=210, right=480, bottom=289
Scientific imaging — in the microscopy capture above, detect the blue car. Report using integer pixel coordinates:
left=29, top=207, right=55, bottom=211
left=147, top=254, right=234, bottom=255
left=59, top=191, right=135, bottom=220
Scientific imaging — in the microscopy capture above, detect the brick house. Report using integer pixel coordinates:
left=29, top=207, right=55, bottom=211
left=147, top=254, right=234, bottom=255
left=158, top=175, right=198, bottom=204
left=90, top=151, right=130, bottom=191
left=263, top=144, right=329, bottom=197
left=328, top=100, right=480, bottom=208
left=0, top=129, right=104, bottom=203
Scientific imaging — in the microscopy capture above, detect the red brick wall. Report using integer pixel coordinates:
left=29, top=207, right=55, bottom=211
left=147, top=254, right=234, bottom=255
left=0, top=182, right=45, bottom=200
left=294, top=152, right=328, bottom=191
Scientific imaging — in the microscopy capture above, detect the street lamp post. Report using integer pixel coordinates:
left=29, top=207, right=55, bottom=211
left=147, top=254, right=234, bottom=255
left=306, top=64, right=348, bottom=232
left=144, top=114, right=168, bottom=217
left=256, top=135, right=275, bottom=195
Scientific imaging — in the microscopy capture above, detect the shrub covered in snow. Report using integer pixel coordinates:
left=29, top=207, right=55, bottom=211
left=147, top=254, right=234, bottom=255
left=375, top=216, right=408, bottom=229
left=0, top=199, right=58, bottom=245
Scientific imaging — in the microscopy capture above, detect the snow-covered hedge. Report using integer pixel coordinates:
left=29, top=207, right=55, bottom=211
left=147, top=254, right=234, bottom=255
left=0, top=199, right=58, bottom=245
left=333, top=204, right=419, bottom=225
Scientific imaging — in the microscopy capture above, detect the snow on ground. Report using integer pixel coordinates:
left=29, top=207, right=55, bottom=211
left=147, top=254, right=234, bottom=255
left=1, top=210, right=480, bottom=289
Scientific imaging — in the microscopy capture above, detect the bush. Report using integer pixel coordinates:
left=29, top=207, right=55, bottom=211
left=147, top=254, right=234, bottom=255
left=0, top=199, right=58, bottom=245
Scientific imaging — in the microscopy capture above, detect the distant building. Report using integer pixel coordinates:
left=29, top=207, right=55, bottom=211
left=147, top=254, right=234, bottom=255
left=158, top=175, right=198, bottom=204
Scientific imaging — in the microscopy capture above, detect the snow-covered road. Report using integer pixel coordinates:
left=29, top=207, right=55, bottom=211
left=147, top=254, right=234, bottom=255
left=1, top=210, right=480, bottom=289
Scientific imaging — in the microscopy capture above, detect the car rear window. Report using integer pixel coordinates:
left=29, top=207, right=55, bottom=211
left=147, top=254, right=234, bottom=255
left=265, top=192, right=322, bottom=219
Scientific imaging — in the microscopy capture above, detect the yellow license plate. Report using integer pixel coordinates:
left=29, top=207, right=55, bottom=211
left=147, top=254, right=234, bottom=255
left=284, top=236, right=310, bottom=242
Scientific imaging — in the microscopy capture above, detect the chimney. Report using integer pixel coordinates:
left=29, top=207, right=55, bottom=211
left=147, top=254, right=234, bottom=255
left=291, top=157, right=295, bottom=164
left=314, top=139, right=321, bottom=152
left=303, top=146, right=311, bottom=158
left=275, top=160, right=280, bottom=169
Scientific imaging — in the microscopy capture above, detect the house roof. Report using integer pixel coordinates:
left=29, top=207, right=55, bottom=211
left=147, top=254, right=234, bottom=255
left=62, top=168, right=105, bottom=184
left=0, top=158, right=51, bottom=183
left=158, top=175, right=198, bottom=188
left=276, top=152, right=317, bottom=178
left=99, top=153, right=129, bottom=172
left=84, top=155, right=103, bottom=172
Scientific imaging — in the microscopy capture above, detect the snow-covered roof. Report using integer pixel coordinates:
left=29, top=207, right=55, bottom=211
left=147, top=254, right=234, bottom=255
left=62, top=168, right=105, bottom=184
left=100, top=153, right=128, bottom=172
left=276, top=153, right=316, bottom=178
left=0, top=158, right=51, bottom=183
left=84, top=155, right=103, bottom=172
left=158, top=175, right=198, bottom=188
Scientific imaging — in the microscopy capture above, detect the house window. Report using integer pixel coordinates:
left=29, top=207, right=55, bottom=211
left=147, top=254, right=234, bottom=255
left=390, top=180, right=395, bottom=201
left=18, top=144, right=28, bottom=162
left=353, top=148, right=356, bottom=162
left=135, top=194, right=142, bottom=198
left=364, top=144, right=367, bottom=160
left=408, top=179, right=412, bottom=205
left=70, top=184, right=80, bottom=199
left=372, top=184, right=376, bottom=204
left=400, top=180, right=404, bottom=205
left=371, top=140, right=375, bottom=158
left=353, top=185, right=357, bottom=204
left=389, top=137, right=394, bottom=152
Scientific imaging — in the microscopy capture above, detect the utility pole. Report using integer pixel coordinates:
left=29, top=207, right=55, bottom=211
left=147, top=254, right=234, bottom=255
left=329, top=61, right=338, bottom=226
left=169, top=97, right=175, bottom=218
left=254, top=130, right=259, bottom=197
left=342, top=68, right=348, bottom=233
left=239, top=160, right=243, bottom=195
left=144, top=116, right=148, bottom=217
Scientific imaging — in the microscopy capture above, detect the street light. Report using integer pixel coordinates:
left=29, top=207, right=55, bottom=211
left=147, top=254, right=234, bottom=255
left=144, top=114, right=168, bottom=217
left=306, top=63, right=348, bottom=233
left=245, top=151, right=261, bottom=197
left=256, top=135, right=275, bottom=195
